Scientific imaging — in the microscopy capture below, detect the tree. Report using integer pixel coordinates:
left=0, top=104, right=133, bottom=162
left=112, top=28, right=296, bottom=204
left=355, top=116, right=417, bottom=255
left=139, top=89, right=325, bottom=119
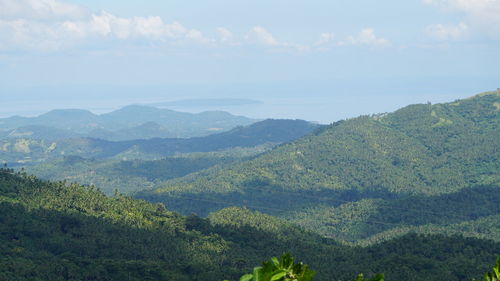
left=230, top=253, right=315, bottom=281
left=229, top=253, right=385, bottom=281
left=474, top=257, right=500, bottom=281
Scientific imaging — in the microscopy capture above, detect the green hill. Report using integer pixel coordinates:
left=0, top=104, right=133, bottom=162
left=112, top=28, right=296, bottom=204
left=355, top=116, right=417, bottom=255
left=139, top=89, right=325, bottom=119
left=0, top=169, right=498, bottom=281
left=1, top=119, right=318, bottom=165
left=24, top=149, right=267, bottom=195
left=137, top=91, right=500, bottom=242
left=9, top=119, right=318, bottom=195
left=284, top=186, right=500, bottom=243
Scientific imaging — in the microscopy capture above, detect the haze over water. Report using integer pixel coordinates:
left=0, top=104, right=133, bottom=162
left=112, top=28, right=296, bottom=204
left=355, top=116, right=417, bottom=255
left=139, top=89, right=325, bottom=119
left=2, top=78, right=496, bottom=123
left=1, top=0, right=499, bottom=122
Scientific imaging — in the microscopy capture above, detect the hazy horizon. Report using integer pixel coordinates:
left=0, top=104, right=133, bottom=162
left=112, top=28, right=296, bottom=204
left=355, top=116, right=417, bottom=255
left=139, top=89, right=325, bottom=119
left=1, top=79, right=497, bottom=124
left=1, top=0, right=499, bottom=123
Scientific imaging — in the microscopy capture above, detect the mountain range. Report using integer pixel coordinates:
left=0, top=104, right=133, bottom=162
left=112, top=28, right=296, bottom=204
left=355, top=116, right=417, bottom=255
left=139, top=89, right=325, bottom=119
left=0, top=90, right=499, bottom=280
left=0, top=105, right=256, bottom=141
left=8, top=119, right=319, bottom=194
left=1, top=119, right=318, bottom=165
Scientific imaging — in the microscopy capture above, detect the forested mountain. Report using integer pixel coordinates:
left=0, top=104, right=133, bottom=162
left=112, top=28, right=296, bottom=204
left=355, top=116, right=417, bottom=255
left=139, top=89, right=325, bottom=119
left=1, top=119, right=318, bottom=165
left=137, top=91, right=500, bottom=243
left=86, top=121, right=172, bottom=141
left=0, top=169, right=498, bottom=281
left=0, top=105, right=256, bottom=140
left=24, top=147, right=270, bottom=195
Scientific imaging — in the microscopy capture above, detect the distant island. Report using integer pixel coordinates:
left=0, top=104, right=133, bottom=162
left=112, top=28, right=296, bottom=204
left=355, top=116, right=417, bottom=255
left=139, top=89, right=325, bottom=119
left=148, top=98, right=263, bottom=107
left=0, top=105, right=257, bottom=141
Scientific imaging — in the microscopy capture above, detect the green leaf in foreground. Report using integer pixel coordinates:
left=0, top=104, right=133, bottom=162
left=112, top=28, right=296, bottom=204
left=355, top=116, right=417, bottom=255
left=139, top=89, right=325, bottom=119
left=353, top=273, right=385, bottom=281
left=233, top=253, right=315, bottom=281
left=474, top=257, right=500, bottom=281
left=231, top=253, right=386, bottom=281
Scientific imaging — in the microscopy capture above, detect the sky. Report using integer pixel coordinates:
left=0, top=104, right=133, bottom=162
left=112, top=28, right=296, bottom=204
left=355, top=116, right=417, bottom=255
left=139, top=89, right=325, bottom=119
left=0, top=0, right=499, bottom=123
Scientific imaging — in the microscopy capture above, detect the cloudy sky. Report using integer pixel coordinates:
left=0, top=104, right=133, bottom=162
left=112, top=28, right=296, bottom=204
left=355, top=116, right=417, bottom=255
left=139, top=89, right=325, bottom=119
left=0, top=0, right=499, bottom=122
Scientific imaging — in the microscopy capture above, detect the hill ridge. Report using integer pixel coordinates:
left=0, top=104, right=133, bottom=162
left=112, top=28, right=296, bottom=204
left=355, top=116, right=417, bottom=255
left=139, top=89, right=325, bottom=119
left=137, top=92, right=500, bottom=243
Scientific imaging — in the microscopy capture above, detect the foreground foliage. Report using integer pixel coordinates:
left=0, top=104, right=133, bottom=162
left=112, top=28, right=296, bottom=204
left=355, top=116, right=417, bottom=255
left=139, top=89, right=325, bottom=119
left=237, top=254, right=500, bottom=281
left=1, top=169, right=499, bottom=280
left=233, top=254, right=384, bottom=281
left=233, top=253, right=315, bottom=281
left=474, top=257, right=500, bottom=281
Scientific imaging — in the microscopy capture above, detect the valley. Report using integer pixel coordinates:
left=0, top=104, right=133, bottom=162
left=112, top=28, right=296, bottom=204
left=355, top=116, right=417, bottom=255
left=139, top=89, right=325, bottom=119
left=0, top=91, right=498, bottom=280
left=136, top=91, right=500, bottom=245
left=4, top=1, right=499, bottom=279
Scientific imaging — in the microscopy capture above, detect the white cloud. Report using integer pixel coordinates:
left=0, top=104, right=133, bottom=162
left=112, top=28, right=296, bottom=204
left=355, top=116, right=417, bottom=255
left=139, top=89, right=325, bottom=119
left=423, top=0, right=500, bottom=39
left=0, top=0, right=88, bottom=20
left=0, top=0, right=394, bottom=53
left=316, top=32, right=335, bottom=45
left=87, top=12, right=192, bottom=41
left=341, top=28, right=390, bottom=47
left=0, top=19, right=80, bottom=50
left=423, top=0, right=497, bottom=12
left=70, top=12, right=191, bottom=41
left=0, top=0, right=213, bottom=50
left=425, top=22, right=469, bottom=40
left=186, top=29, right=212, bottom=44
left=244, top=26, right=313, bottom=53
left=246, top=26, right=280, bottom=46
left=311, top=32, right=335, bottom=51
left=314, top=29, right=394, bottom=50
left=131, top=16, right=167, bottom=39
left=217, top=27, right=233, bottom=42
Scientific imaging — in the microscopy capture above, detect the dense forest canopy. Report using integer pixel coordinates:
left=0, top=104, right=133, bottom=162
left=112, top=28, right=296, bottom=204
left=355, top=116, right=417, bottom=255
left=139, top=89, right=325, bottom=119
left=10, top=119, right=318, bottom=194
left=1, top=169, right=498, bottom=280
left=1, top=91, right=498, bottom=280
left=138, top=91, right=500, bottom=244
left=1, top=119, right=317, bottom=165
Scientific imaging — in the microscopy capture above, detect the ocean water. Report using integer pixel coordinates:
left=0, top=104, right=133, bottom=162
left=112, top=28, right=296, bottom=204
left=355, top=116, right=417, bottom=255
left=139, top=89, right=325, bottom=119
left=1, top=79, right=492, bottom=123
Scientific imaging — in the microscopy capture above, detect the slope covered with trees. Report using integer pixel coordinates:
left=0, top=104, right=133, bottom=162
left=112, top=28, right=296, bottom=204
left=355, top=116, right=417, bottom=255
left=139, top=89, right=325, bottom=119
left=0, top=169, right=498, bottom=281
left=1, top=119, right=317, bottom=165
left=138, top=91, right=500, bottom=242
left=24, top=148, right=269, bottom=195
